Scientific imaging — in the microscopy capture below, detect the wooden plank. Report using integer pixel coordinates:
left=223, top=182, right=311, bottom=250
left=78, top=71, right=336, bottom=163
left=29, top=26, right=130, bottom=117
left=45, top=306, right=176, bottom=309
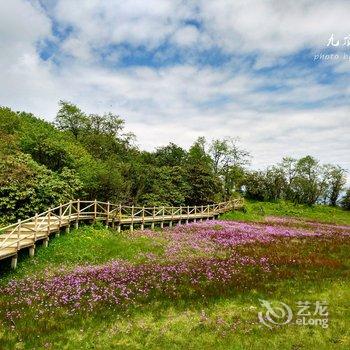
left=0, top=199, right=243, bottom=265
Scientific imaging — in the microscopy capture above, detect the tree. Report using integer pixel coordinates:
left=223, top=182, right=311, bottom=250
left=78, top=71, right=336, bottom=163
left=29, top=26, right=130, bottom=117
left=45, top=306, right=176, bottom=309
left=209, top=137, right=250, bottom=198
left=322, top=165, right=347, bottom=206
left=209, top=137, right=250, bottom=174
left=154, top=143, right=187, bottom=167
left=55, top=100, right=89, bottom=139
left=264, top=166, right=287, bottom=201
left=0, top=153, right=82, bottom=224
left=289, top=156, right=322, bottom=205
left=243, top=171, right=268, bottom=201
left=81, top=112, right=135, bottom=161
left=140, top=166, right=190, bottom=206
left=185, top=138, right=221, bottom=204
left=188, top=137, right=212, bottom=166
left=341, top=188, right=350, bottom=210
left=88, top=112, right=124, bottom=136
left=0, top=106, right=21, bottom=134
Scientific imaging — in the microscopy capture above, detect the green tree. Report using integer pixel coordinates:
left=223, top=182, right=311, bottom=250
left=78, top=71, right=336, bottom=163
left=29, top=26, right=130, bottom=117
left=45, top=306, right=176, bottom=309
left=184, top=138, right=221, bottom=204
left=81, top=112, right=135, bottom=161
left=341, top=188, right=350, bottom=210
left=322, top=165, right=347, bottom=206
left=154, top=143, right=187, bottom=167
left=55, top=100, right=89, bottom=139
left=140, top=166, right=190, bottom=206
left=0, top=153, right=82, bottom=224
left=289, top=156, right=322, bottom=205
left=209, top=137, right=250, bottom=198
left=243, top=171, right=268, bottom=201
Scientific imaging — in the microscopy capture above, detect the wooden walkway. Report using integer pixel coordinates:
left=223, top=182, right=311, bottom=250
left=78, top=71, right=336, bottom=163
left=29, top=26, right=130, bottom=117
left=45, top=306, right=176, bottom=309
left=0, top=199, right=243, bottom=269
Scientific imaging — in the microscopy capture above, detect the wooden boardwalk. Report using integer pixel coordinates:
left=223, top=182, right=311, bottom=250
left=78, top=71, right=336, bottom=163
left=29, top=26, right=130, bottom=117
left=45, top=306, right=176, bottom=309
left=0, top=199, right=243, bottom=269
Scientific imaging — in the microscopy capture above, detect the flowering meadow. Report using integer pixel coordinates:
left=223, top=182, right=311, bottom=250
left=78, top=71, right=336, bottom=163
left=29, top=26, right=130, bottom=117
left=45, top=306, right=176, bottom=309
left=0, top=213, right=350, bottom=349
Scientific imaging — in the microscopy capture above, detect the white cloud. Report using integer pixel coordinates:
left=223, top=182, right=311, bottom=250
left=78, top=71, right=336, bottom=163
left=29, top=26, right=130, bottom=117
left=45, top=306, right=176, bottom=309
left=171, top=26, right=200, bottom=47
left=0, top=0, right=349, bottom=178
left=199, top=0, right=350, bottom=57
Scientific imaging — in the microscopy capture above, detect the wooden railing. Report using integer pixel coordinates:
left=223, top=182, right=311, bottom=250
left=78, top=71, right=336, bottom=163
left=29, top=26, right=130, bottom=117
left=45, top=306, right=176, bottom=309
left=0, top=198, right=244, bottom=267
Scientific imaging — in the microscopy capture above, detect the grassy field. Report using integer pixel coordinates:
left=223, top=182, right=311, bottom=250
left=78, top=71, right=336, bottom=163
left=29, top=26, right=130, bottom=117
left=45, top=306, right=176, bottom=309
left=222, top=200, right=350, bottom=225
left=0, top=202, right=349, bottom=349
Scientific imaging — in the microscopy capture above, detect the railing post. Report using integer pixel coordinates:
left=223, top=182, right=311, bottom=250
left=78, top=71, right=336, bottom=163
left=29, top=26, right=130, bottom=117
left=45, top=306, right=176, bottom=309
left=151, top=206, right=155, bottom=230
left=186, top=206, right=189, bottom=224
left=75, top=199, right=80, bottom=229
left=66, top=201, right=72, bottom=233
left=11, top=219, right=21, bottom=268
left=179, top=205, right=182, bottom=225
left=130, top=205, right=134, bottom=232
left=106, top=201, right=110, bottom=228
left=11, top=221, right=19, bottom=269
left=44, top=209, right=50, bottom=247
left=111, top=205, right=115, bottom=229
left=29, top=244, right=35, bottom=258
left=169, top=206, right=173, bottom=228
left=141, top=206, right=145, bottom=230
left=58, top=203, right=62, bottom=229
left=160, top=206, right=164, bottom=229
left=16, top=219, right=21, bottom=251
left=194, top=205, right=197, bottom=222
left=117, top=204, right=121, bottom=233
left=29, top=214, right=36, bottom=257
left=56, top=203, right=62, bottom=238
left=94, top=199, right=98, bottom=223
left=34, top=213, right=38, bottom=241
left=206, top=204, right=210, bottom=221
left=200, top=205, right=204, bottom=222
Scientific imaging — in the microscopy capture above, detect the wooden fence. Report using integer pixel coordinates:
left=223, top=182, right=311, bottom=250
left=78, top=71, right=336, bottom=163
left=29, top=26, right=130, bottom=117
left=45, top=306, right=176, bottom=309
left=0, top=198, right=244, bottom=269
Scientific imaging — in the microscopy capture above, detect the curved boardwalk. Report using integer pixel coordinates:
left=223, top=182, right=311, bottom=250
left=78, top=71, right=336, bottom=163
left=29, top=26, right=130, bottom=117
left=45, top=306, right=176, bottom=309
left=0, top=199, right=243, bottom=269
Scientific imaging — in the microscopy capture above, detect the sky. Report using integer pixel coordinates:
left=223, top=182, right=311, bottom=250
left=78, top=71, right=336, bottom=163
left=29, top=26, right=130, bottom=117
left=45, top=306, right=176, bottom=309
left=0, top=0, right=349, bottom=173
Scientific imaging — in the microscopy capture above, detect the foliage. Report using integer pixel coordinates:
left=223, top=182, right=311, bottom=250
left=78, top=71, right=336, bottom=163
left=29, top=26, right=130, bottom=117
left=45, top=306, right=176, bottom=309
left=0, top=153, right=82, bottom=224
left=140, top=166, right=190, bottom=206
left=0, top=103, right=348, bottom=224
left=55, top=100, right=89, bottom=139
left=341, top=188, right=350, bottom=210
left=209, top=137, right=251, bottom=197
left=243, top=156, right=347, bottom=206
left=154, top=142, right=187, bottom=167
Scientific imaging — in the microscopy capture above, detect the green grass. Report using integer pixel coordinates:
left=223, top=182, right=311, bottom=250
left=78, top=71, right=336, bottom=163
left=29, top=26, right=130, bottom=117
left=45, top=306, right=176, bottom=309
left=0, top=202, right=349, bottom=349
left=0, top=223, right=165, bottom=282
left=222, top=200, right=350, bottom=225
left=1, top=234, right=349, bottom=350
left=2, top=276, right=349, bottom=350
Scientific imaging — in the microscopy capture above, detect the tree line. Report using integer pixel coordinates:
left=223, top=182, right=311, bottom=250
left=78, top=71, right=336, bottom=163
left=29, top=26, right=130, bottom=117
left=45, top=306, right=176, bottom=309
left=0, top=102, right=349, bottom=224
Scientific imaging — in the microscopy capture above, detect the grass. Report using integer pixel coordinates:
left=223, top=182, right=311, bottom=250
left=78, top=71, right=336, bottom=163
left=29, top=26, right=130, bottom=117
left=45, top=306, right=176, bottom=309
left=0, top=202, right=349, bottom=349
left=0, top=223, right=165, bottom=281
left=222, top=200, right=350, bottom=225
left=2, top=277, right=349, bottom=350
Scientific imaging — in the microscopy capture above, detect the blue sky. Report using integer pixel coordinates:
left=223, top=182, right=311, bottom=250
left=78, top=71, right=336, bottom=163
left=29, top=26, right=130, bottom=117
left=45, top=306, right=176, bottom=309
left=0, top=0, right=349, bottom=173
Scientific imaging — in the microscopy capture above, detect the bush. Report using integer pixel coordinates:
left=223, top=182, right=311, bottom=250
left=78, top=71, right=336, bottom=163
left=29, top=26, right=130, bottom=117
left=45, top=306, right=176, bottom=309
left=0, top=153, right=83, bottom=224
left=341, top=189, right=350, bottom=210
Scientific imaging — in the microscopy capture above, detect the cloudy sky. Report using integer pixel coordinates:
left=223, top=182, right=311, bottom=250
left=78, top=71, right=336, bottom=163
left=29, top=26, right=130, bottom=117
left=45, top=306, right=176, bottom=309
left=0, top=0, right=349, bottom=172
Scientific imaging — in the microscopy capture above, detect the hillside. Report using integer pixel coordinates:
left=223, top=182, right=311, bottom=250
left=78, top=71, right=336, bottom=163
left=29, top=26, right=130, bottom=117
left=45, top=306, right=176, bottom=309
left=0, top=207, right=349, bottom=349
left=1, top=105, right=349, bottom=229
